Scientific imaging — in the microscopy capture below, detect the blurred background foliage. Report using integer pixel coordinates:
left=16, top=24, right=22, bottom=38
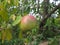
left=0, top=0, right=60, bottom=45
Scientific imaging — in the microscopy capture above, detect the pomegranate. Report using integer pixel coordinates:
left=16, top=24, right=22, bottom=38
left=20, top=15, right=37, bottom=31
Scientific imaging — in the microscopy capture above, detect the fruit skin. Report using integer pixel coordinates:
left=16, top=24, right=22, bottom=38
left=20, top=15, right=37, bottom=31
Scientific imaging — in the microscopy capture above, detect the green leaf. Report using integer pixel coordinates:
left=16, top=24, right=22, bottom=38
left=0, top=32, right=2, bottom=39
left=6, top=29, right=12, bottom=41
left=14, top=0, right=19, bottom=6
left=2, top=30, right=6, bottom=43
left=1, top=29, right=12, bottom=43
left=19, top=30, right=23, bottom=39
left=0, top=3, right=8, bottom=22
left=58, top=8, right=60, bottom=15
left=9, top=0, right=19, bottom=6
left=3, top=0, right=7, bottom=8
left=55, top=18, right=60, bottom=25
left=12, top=15, right=22, bottom=26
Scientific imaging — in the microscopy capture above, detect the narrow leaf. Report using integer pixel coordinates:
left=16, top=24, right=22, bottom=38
left=12, top=15, right=22, bottom=26
left=0, top=3, right=8, bottom=21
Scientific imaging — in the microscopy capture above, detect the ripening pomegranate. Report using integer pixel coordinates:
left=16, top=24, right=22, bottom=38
left=20, top=15, right=38, bottom=31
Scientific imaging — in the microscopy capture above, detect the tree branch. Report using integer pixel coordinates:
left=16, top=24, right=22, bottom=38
left=40, top=3, right=60, bottom=28
left=37, top=0, right=39, bottom=13
left=43, top=0, right=49, bottom=16
left=36, top=0, right=44, bottom=15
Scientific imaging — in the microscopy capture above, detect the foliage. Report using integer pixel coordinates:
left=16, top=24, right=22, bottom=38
left=0, top=0, right=60, bottom=45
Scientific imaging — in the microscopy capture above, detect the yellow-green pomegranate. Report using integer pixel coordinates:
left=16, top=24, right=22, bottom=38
left=20, top=15, right=37, bottom=31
